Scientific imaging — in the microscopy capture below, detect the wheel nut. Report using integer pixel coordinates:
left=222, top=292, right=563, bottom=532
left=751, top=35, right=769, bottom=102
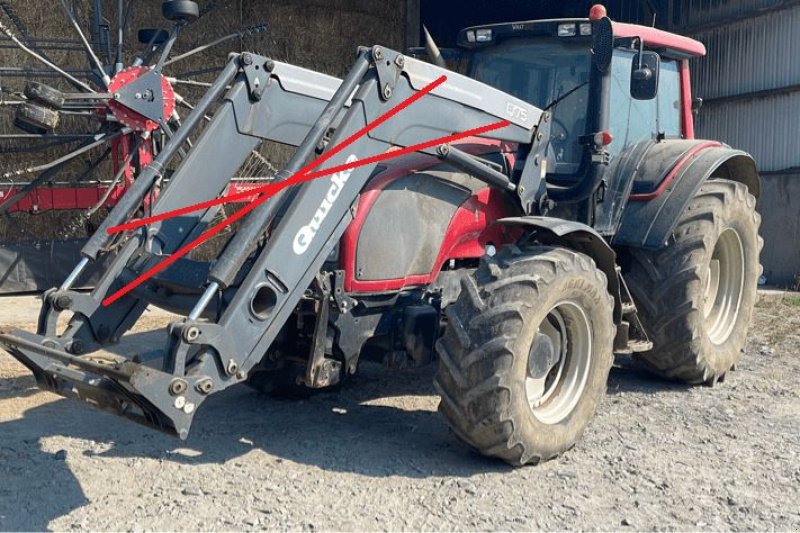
left=395, top=55, right=405, bottom=68
left=54, top=294, right=73, bottom=310
left=195, top=379, right=213, bottom=395
left=383, top=84, right=393, bottom=99
left=226, top=359, right=239, bottom=376
left=174, top=396, right=186, bottom=409
left=183, top=326, right=200, bottom=342
left=169, top=379, right=188, bottom=396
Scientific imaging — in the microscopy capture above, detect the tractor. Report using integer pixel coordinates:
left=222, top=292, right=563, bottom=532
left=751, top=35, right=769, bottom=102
left=0, top=3, right=761, bottom=465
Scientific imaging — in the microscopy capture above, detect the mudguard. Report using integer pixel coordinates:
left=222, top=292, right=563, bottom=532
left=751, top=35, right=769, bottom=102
left=493, top=216, right=623, bottom=323
left=613, top=141, right=760, bottom=250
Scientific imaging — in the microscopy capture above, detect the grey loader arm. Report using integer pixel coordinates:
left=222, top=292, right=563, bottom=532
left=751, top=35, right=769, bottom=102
left=0, top=46, right=540, bottom=439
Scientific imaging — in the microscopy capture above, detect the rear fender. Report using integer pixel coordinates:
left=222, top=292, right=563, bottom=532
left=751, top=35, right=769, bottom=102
left=494, top=217, right=623, bottom=323
left=614, top=143, right=760, bottom=249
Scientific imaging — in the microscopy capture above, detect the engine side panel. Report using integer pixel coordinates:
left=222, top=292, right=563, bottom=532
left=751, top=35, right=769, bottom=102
left=341, top=158, right=519, bottom=292
left=355, top=172, right=476, bottom=280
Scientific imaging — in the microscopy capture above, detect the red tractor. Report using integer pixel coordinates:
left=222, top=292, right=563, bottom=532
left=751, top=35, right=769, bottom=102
left=0, top=4, right=761, bottom=465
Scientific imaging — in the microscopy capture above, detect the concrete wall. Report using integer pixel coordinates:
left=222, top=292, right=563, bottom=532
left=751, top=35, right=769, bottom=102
left=759, top=174, right=800, bottom=287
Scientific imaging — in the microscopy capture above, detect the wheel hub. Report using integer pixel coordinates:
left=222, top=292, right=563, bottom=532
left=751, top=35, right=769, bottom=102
left=703, top=228, right=745, bottom=345
left=525, top=300, right=592, bottom=425
left=106, top=66, right=175, bottom=132
left=528, top=330, right=558, bottom=379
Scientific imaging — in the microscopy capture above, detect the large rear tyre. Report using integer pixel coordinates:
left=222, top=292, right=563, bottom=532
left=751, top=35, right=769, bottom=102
left=435, top=246, right=614, bottom=466
left=626, top=179, right=762, bottom=384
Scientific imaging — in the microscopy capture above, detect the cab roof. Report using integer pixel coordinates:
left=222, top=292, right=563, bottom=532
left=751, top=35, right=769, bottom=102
left=458, top=18, right=706, bottom=60
left=612, top=21, right=706, bottom=58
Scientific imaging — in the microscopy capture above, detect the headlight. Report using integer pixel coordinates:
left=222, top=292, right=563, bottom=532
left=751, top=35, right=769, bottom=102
left=466, top=30, right=476, bottom=43
left=579, top=23, right=592, bottom=36
left=558, top=23, right=577, bottom=37
left=475, top=29, right=493, bottom=42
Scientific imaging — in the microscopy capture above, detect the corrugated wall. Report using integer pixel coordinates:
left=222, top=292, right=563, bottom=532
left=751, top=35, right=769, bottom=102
left=687, top=2, right=800, bottom=172
left=689, top=8, right=800, bottom=101
left=674, top=0, right=788, bottom=28
left=679, top=0, right=800, bottom=285
left=694, top=93, right=800, bottom=173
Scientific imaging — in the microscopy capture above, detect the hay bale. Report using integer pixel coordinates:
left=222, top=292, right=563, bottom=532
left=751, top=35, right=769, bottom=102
left=0, top=0, right=405, bottom=244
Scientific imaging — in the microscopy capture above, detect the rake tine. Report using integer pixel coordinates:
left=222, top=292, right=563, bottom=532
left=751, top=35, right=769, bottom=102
left=58, top=0, right=110, bottom=87
left=0, top=18, right=95, bottom=92
left=162, top=24, right=267, bottom=67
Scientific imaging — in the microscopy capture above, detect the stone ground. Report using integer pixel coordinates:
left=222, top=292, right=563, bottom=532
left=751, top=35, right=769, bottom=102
left=0, top=294, right=798, bottom=531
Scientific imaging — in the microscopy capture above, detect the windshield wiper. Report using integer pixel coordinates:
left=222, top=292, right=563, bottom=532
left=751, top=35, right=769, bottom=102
left=544, top=81, right=589, bottom=111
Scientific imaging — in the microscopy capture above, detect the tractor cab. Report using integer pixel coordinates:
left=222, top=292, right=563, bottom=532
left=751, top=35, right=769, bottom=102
left=450, top=5, right=706, bottom=181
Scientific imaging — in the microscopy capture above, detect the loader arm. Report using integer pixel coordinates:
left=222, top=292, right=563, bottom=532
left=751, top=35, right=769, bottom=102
left=0, top=47, right=539, bottom=439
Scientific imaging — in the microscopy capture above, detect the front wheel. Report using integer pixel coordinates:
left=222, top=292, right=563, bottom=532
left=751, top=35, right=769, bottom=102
left=435, top=246, right=615, bottom=466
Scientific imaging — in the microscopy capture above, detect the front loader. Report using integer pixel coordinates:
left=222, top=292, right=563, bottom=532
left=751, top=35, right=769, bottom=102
left=0, top=5, right=761, bottom=465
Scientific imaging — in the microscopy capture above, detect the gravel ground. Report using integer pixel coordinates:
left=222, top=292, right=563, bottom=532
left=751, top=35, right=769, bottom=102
left=0, top=295, right=798, bottom=531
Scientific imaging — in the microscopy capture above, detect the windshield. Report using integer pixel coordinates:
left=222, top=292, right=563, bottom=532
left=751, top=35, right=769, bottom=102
left=468, top=38, right=591, bottom=173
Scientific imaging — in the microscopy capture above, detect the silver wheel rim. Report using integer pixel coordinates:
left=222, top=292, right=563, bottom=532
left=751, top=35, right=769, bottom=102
left=703, top=228, right=745, bottom=345
left=525, top=300, right=592, bottom=425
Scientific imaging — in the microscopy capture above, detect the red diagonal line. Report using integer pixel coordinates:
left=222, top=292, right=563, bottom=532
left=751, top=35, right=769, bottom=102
left=269, top=120, right=510, bottom=187
left=108, top=75, right=447, bottom=234
left=102, top=197, right=262, bottom=306
left=296, top=74, right=447, bottom=184
left=101, top=119, right=510, bottom=307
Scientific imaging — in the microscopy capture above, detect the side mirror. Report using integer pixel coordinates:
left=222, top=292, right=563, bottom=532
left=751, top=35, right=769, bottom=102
left=630, top=50, right=660, bottom=100
left=692, top=97, right=704, bottom=115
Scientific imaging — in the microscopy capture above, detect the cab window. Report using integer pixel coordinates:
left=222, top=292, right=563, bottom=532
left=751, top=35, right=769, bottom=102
left=608, top=50, right=682, bottom=156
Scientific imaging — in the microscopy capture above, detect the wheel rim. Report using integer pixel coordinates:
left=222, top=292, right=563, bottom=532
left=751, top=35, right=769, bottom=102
left=525, top=300, right=592, bottom=425
left=703, top=228, right=745, bottom=345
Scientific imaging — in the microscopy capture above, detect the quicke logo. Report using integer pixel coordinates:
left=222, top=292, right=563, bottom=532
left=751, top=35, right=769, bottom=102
left=292, top=154, right=359, bottom=255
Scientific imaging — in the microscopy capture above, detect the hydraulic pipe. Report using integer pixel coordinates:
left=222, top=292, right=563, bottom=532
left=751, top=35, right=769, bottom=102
left=188, top=281, right=219, bottom=320
left=61, top=257, right=90, bottom=290
left=436, top=144, right=516, bottom=192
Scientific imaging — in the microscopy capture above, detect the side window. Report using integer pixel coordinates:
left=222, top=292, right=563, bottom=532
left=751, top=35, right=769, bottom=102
left=608, top=50, right=657, bottom=156
left=657, top=59, right=682, bottom=137
left=608, top=51, right=683, bottom=156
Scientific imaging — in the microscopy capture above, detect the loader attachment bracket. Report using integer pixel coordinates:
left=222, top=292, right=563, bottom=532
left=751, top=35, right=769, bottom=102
left=241, top=52, right=271, bottom=101
left=0, top=331, right=205, bottom=438
left=371, top=45, right=404, bottom=101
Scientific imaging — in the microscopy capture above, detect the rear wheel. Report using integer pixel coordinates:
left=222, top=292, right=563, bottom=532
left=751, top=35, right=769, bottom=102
left=626, top=179, right=762, bottom=384
left=435, top=246, right=614, bottom=465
